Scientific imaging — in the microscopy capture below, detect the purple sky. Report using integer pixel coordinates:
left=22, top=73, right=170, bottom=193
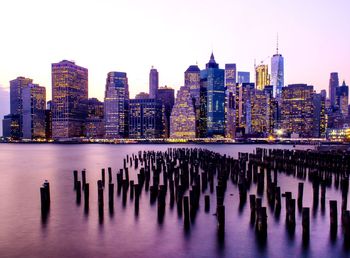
left=0, top=0, right=349, bottom=121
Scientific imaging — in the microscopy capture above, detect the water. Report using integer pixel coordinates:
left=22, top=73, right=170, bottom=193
left=0, top=143, right=348, bottom=258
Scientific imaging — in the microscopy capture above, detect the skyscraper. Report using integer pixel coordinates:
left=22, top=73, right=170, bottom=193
left=336, top=81, right=349, bottom=117
left=255, top=64, right=270, bottom=91
left=51, top=60, right=88, bottom=139
left=184, top=65, right=201, bottom=136
left=9, top=76, right=33, bottom=137
left=313, top=93, right=326, bottom=138
left=250, top=89, right=272, bottom=135
left=235, top=83, right=255, bottom=136
left=329, top=72, right=339, bottom=107
left=22, top=84, right=46, bottom=139
left=281, top=84, right=315, bottom=137
left=271, top=45, right=284, bottom=99
left=157, top=86, right=175, bottom=138
left=104, top=72, right=129, bottom=139
left=237, top=71, right=250, bottom=84
left=84, top=98, right=105, bottom=139
left=224, top=63, right=236, bottom=138
left=170, top=86, right=196, bottom=138
left=149, top=67, right=159, bottom=99
left=200, top=53, right=225, bottom=137
left=129, top=98, right=163, bottom=139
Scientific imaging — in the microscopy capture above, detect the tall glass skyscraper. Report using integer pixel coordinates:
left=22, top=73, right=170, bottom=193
left=271, top=50, right=284, bottom=99
left=149, top=67, right=159, bottom=99
left=237, top=72, right=250, bottom=84
left=184, top=65, right=201, bottom=137
left=225, top=63, right=236, bottom=138
left=104, top=72, right=129, bottom=139
left=329, top=72, right=339, bottom=107
left=22, top=84, right=46, bottom=139
left=336, top=81, right=349, bottom=116
left=9, top=76, right=33, bottom=137
left=200, top=53, right=225, bottom=137
left=52, top=60, right=88, bottom=139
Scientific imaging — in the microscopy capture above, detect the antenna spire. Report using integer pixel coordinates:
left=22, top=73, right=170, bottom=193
left=276, top=33, right=279, bottom=54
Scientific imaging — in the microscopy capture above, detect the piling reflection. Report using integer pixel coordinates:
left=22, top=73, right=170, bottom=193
left=38, top=147, right=350, bottom=256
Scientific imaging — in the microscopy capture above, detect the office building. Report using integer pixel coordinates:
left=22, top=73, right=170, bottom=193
left=336, top=81, right=349, bottom=117
left=22, top=84, right=46, bottom=139
left=200, top=53, right=225, bottom=137
left=185, top=65, right=201, bottom=137
left=157, top=86, right=175, bottom=138
left=170, top=86, right=196, bottom=138
left=104, top=72, right=129, bottom=139
left=225, top=64, right=236, bottom=138
left=237, top=72, right=250, bottom=84
left=129, top=98, right=163, bottom=138
left=235, top=83, right=255, bottom=136
left=9, top=76, right=33, bottom=137
left=271, top=46, right=284, bottom=99
left=51, top=60, right=88, bottom=139
left=255, top=64, right=270, bottom=91
left=2, top=114, right=20, bottom=140
left=329, top=72, right=339, bottom=107
left=281, top=84, right=315, bottom=138
left=149, top=67, right=159, bottom=99
left=85, top=98, right=105, bottom=138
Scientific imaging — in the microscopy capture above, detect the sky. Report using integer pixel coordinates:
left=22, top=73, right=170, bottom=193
left=0, top=0, right=349, bottom=128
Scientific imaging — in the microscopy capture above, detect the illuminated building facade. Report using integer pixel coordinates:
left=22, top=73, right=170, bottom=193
left=224, top=63, right=236, bottom=138
left=200, top=53, right=225, bottom=137
left=281, top=84, right=315, bottom=138
left=255, top=64, right=270, bottom=91
left=235, top=83, right=255, bottom=135
left=104, top=72, right=129, bottom=139
left=84, top=98, right=105, bottom=138
left=336, top=81, right=349, bottom=117
left=170, top=86, right=196, bottom=138
left=271, top=52, right=284, bottom=99
left=329, top=72, right=339, bottom=107
left=22, top=84, right=46, bottom=139
left=327, top=127, right=350, bottom=142
left=313, top=93, right=326, bottom=138
left=237, top=71, right=250, bottom=84
left=185, top=65, right=201, bottom=136
left=10, top=76, right=33, bottom=137
left=51, top=60, right=88, bottom=139
left=2, top=114, right=20, bottom=140
left=157, top=86, right=175, bottom=138
left=250, top=89, right=272, bottom=135
left=149, top=67, right=159, bottom=99
left=129, top=98, right=163, bottom=138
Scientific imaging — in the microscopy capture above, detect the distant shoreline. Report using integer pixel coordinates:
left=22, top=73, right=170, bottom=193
left=0, top=140, right=348, bottom=146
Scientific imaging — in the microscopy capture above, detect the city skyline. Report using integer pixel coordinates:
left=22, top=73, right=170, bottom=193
left=0, top=0, right=349, bottom=102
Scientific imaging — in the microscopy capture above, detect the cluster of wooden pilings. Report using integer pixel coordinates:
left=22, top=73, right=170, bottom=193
left=40, top=147, right=350, bottom=244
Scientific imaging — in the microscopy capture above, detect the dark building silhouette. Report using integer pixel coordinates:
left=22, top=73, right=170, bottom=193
left=157, top=86, right=175, bottom=138
left=149, top=67, right=159, bottom=99
left=329, top=72, right=339, bottom=107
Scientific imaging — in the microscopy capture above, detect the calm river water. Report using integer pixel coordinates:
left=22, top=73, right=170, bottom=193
left=0, top=143, right=348, bottom=258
